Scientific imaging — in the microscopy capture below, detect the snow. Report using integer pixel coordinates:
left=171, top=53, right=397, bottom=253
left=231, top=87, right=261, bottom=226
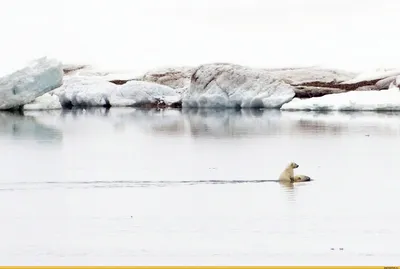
left=64, top=64, right=140, bottom=82
left=281, top=85, right=400, bottom=111
left=375, top=76, right=398, bottom=89
left=396, top=75, right=400, bottom=87
left=55, top=76, right=117, bottom=108
left=342, top=69, right=400, bottom=84
left=0, top=57, right=63, bottom=110
left=110, top=80, right=181, bottom=107
left=7, top=58, right=400, bottom=112
left=23, top=93, right=62, bottom=110
left=182, top=63, right=295, bottom=109
left=52, top=77, right=180, bottom=108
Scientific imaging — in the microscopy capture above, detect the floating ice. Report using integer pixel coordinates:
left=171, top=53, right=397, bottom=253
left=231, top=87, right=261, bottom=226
left=0, top=57, right=63, bottom=110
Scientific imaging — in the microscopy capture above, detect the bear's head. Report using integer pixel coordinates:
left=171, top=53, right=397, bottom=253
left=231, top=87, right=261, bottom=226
left=290, top=162, right=299, bottom=169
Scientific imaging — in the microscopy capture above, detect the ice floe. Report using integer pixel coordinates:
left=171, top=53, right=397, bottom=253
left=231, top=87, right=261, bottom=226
left=0, top=57, right=63, bottom=110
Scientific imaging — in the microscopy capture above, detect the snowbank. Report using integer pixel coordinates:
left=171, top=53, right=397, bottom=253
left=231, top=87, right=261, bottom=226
left=281, top=85, right=400, bottom=111
left=0, top=57, right=63, bottom=110
left=53, top=77, right=180, bottom=108
left=110, top=80, right=181, bottom=107
left=182, top=63, right=296, bottom=108
left=23, top=93, right=62, bottom=110
left=55, top=76, right=117, bottom=108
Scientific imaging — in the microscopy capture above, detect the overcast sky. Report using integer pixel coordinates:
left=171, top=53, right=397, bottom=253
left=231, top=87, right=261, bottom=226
left=1, top=0, right=399, bottom=74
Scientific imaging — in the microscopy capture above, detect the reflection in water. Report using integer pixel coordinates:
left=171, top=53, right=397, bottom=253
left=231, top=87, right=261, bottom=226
left=0, top=111, right=63, bottom=143
left=105, top=108, right=400, bottom=138
left=279, top=181, right=294, bottom=190
left=60, top=107, right=111, bottom=118
left=278, top=181, right=314, bottom=202
left=9, top=108, right=400, bottom=142
left=279, top=181, right=297, bottom=202
left=112, top=108, right=185, bottom=135
left=282, top=110, right=400, bottom=136
left=183, top=108, right=283, bottom=138
left=23, top=107, right=400, bottom=139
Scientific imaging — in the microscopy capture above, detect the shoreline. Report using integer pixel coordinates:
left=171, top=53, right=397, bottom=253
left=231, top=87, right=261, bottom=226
left=1, top=57, right=400, bottom=112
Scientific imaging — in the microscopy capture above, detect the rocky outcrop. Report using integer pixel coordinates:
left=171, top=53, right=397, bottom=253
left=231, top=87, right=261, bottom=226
left=61, top=63, right=400, bottom=103
left=267, top=67, right=356, bottom=85
left=292, top=79, right=383, bottom=98
left=182, top=63, right=296, bottom=108
left=20, top=60, right=400, bottom=112
left=341, top=69, right=400, bottom=84
left=0, top=57, right=63, bottom=110
left=136, top=65, right=400, bottom=101
left=140, top=66, right=195, bottom=89
left=62, top=64, right=88, bottom=75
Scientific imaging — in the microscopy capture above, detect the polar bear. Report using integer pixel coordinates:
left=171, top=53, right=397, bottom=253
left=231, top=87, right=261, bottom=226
left=278, top=162, right=311, bottom=183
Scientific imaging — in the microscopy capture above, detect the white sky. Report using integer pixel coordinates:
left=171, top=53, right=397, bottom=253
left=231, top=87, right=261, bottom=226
left=1, top=0, right=399, bottom=74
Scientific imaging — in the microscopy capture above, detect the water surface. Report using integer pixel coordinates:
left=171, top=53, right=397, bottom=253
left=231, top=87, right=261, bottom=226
left=0, top=108, right=399, bottom=265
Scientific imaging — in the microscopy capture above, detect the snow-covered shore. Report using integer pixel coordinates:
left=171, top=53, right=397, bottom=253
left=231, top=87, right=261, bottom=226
left=281, top=85, right=400, bottom=111
left=2, top=57, right=400, bottom=112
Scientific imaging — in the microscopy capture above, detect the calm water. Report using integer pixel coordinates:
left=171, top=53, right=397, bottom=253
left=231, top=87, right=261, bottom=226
left=0, top=108, right=399, bottom=265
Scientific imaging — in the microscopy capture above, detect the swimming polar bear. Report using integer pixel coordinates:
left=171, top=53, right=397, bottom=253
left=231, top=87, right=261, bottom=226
left=278, top=162, right=311, bottom=183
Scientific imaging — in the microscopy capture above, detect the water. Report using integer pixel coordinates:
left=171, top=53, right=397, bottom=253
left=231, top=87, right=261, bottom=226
left=0, top=108, right=399, bottom=265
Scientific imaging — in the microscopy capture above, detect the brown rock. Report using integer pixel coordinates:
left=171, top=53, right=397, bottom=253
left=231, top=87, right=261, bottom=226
left=293, top=86, right=346, bottom=98
left=62, top=64, right=89, bottom=75
left=141, top=66, right=196, bottom=89
left=292, top=78, right=382, bottom=98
